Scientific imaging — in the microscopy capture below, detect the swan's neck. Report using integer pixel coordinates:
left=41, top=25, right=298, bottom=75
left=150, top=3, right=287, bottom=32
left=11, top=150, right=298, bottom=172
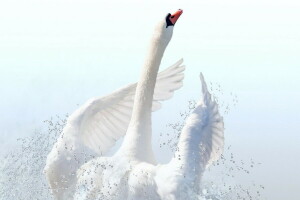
left=121, top=35, right=169, bottom=164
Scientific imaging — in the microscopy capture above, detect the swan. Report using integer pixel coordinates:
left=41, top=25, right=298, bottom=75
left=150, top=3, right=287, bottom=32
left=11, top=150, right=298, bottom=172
left=44, top=10, right=185, bottom=200
left=75, top=72, right=223, bottom=199
left=74, top=9, right=224, bottom=200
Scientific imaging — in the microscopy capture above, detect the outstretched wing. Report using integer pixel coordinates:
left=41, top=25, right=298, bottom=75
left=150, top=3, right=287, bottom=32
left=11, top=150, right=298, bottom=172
left=67, top=59, right=185, bottom=155
left=178, top=73, right=224, bottom=169
left=198, top=73, right=224, bottom=167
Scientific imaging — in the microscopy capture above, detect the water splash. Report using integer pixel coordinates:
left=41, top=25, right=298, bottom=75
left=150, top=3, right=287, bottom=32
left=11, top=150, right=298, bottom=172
left=0, top=87, right=265, bottom=199
left=0, top=116, right=67, bottom=200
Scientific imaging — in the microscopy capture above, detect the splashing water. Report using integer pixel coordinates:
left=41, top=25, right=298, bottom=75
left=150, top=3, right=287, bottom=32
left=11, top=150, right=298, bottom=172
left=0, top=87, right=265, bottom=200
left=0, top=116, right=67, bottom=199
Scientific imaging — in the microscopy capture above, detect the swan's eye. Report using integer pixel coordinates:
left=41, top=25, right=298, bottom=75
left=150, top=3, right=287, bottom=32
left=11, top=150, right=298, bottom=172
left=170, top=16, right=175, bottom=19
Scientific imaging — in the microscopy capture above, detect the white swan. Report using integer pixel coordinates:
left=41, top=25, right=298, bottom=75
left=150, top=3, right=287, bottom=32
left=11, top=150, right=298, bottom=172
left=73, top=9, right=184, bottom=200
left=75, top=73, right=223, bottom=200
left=74, top=9, right=223, bottom=200
left=44, top=10, right=185, bottom=200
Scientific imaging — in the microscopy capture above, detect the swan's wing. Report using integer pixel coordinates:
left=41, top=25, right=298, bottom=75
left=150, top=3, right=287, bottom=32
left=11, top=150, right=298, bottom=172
left=198, top=73, right=224, bottom=167
left=179, top=73, right=224, bottom=168
left=152, top=58, right=185, bottom=110
left=67, top=59, right=185, bottom=155
left=155, top=75, right=224, bottom=196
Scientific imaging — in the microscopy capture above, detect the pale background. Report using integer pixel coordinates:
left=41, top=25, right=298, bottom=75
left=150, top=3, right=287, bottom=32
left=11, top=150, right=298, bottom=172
left=0, top=0, right=299, bottom=199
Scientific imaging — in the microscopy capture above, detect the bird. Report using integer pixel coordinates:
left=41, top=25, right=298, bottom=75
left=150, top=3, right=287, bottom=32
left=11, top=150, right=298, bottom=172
left=74, top=9, right=224, bottom=200
left=44, top=9, right=186, bottom=200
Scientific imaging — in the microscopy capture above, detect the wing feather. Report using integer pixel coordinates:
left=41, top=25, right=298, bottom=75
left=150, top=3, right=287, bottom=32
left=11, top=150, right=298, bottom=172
left=178, top=73, right=224, bottom=169
left=198, top=73, right=224, bottom=167
left=66, top=59, right=185, bottom=155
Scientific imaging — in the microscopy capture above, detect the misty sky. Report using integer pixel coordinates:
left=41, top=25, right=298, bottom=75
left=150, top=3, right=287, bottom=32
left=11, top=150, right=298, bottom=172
left=0, top=0, right=300, bottom=199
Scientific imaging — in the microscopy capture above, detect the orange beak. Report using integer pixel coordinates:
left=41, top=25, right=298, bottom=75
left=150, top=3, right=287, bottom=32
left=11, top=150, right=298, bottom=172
left=169, top=9, right=183, bottom=25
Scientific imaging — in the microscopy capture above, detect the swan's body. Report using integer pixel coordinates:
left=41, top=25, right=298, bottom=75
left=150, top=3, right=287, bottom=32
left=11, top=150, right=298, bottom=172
left=75, top=73, right=223, bottom=200
left=44, top=10, right=185, bottom=200
left=44, top=60, right=185, bottom=199
left=45, top=9, right=224, bottom=200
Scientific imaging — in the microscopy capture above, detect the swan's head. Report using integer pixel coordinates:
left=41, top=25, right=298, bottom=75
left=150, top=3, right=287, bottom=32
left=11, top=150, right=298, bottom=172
left=153, top=9, right=183, bottom=46
left=165, top=9, right=183, bottom=28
